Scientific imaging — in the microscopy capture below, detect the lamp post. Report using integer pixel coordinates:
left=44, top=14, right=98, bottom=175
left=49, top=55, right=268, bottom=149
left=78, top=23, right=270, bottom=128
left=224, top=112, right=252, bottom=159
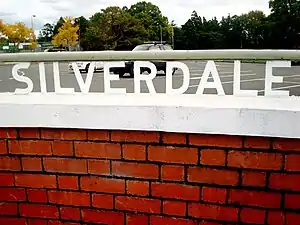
left=31, top=15, right=36, bottom=51
left=31, top=15, right=36, bottom=32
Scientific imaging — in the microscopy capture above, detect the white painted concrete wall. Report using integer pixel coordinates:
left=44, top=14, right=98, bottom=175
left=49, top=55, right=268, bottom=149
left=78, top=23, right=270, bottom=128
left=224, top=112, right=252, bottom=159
left=1, top=93, right=300, bottom=138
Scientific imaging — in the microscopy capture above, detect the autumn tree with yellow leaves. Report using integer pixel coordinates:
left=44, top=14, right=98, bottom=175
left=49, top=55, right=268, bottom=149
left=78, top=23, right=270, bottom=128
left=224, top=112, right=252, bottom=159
left=52, top=17, right=79, bottom=49
left=0, top=20, right=37, bottom=49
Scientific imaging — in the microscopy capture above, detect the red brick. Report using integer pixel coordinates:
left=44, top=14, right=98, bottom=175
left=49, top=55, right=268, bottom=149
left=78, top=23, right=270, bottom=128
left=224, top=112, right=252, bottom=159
left=60, top=207, right=81, bottom=221
left=28, top=219, right=47, bottom=225
left=87, top=130, right=109, bottom=141
left=15, top=174, right=56, bottom=188
left=9, top=140, right=52, bottom=155
left=0, top=140, right=7, bottom=154
left=267, top=211, right=285, bottom=225
left=50, top=221, right=72, bottom=225
left=58, top=176, right=78, bottom=190
left=116, top=196, right=161, bottom=214
left=188, top=203, right=239, bottom=222
left=269, top=173, right=300, bottom=191
left=200, top=149, right=226, bottom=166
left=285, top=155, right=300, bottom=171
left=112, top=161, right=159, bottom=179
left=199, top=222, right=222, bottom=225
left=163, top=200, right=186, bottom=216
left=162, top=132, right=187, bottom=144
left=111, top=130, right=160, bottom=143
left=286, top=213, right=300, bottom=225
left=27, top=189, right=47, bottom=203
left=148, top=146, right=198, bottom=164
left=126, top=214, right=148, bottom=225
left=123, top=144, right=146, bottom=161
left=228, top=151, right=282, bottom=170
left=41, top=128, right=87, bottom=140
left=0, top=173, right=14, bottom=186
left=189, top=134, right=242, bottom=148
left=92, top=194, right=114, bottom=209
left=81, top=209, right=124, bottom=224
left=0, top=156, right=21, bottom=171
left=48, top=190, right=90, bottom=207
left=0, top=128, right=17, bottom=138
left=48, top=222, right=80, bottom=225
left=52, top=141, right=73, bottom=156
left=44, top=158, right=87, bottom=174
left=228, top=189, right=281, bottom=208
left=46, top=221, right=61, bottom=225
left=0, top=187, right=26, bottom=201
left=150, top=216, right=197, bottom=225
left=19, top=128, right=40, bottom=138
left=0, top=202, right=18, bottom=215
left=202, top=187, right=227, bottom=204
left=188, top=167, right=239, bottom=185
left=80, top=176, right=125, bottom=194
left=88, top=159, right=110, bottom=175
left=242, top=171, right=266, bottom=187
left=240, top=208, right=266, bottom=224
left=19, top=203, right=58, bottom=219
left=285, top=193, right=300, bottom=209
left=75, top=142, right=121, bottom=159
left=152, top=182, right=200, bottom=201
left=0, top=217, right=27, bottom=225
left=127, top=180, right=149, bottom=196
left=244, top=136, right=270, bottom=149
left=161, top=165, right=184, bottom=181
left=273, top=138, right=300, bottom=151
left=22, top=157, right=42, bottom=171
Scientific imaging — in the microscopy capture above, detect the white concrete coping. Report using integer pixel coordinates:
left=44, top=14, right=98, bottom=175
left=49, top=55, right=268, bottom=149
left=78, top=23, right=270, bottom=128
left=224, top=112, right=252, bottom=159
left=1, top=49, right=300, bottom=62
left=1, top=93, right=300, bottom=139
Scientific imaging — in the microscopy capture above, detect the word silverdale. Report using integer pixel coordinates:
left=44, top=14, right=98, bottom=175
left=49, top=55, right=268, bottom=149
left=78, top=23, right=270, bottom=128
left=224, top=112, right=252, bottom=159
left=11, top=60, right=291, bottom=97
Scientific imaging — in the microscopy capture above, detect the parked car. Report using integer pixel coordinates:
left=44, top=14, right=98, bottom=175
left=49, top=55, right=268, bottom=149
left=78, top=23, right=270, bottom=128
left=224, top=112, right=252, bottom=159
left=68, top=61, right=105, bottom=73
left=110, top=41, right=177, bottom=77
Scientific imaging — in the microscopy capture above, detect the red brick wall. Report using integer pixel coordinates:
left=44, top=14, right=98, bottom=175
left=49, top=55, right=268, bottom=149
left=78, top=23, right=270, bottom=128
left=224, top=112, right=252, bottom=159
left=0, top=128, right=300, bottom=225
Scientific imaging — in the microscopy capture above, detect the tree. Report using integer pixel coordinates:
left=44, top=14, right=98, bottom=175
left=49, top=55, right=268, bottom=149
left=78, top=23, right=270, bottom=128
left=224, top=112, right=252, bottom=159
left=52, top=17, right=79, bottom=50
left=0, top=20, right=4, bottom=33
left=237, top=10, right=268, bottom=48
left=128, top=1, right=171, bottom=42
left=3, top=22, right=36, bottom=48
left=268, top=0, right=300, bottom=48
left=74, top=16, right=88, bottom=49
left=38, top=23, right=54, bottom=42
left=0, top=20, right=7, bottom=43
left=84, top=6, right=148, bottom=50
left=53, top=17, right=65, bottom=36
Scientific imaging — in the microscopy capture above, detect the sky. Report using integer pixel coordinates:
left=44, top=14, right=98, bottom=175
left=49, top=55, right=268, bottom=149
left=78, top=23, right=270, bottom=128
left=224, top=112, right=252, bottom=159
left=0, top=0, right=271, bottom=33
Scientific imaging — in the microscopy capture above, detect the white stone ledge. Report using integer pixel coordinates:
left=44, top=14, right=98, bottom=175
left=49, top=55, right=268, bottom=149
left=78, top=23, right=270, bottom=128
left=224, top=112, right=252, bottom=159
left=0, top=93, right=300, bottom=139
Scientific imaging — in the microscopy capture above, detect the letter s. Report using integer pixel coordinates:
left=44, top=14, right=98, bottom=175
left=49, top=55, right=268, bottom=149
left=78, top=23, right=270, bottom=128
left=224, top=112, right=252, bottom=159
left=12, top=63, right=33, bottom=94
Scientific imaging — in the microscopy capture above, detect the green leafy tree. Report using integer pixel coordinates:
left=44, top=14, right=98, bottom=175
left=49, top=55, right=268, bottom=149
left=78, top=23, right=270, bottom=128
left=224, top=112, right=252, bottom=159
left=128, top=1, right=171, bottom=42
left=53, top=17, right=65, bottom=36
left=74, top=16, right=89, bottom=50
left=84, top=6, right=148, bottom=50
left=38, top=23, right=54, bottom=42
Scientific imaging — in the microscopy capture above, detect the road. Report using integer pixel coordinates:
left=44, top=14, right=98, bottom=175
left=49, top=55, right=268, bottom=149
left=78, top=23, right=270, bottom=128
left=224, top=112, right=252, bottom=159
left=1, top=60, right=300, bottom=96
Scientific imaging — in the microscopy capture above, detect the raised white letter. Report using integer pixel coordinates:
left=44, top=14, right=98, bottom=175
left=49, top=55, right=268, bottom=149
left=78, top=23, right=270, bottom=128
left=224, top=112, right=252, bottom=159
left=39, top=62, right=47, bottom=93
left=104, top=61, right=126, bottom=94
left=134, top=61, right=156, bottom=94
left=233, top=60, right=257, bottom=96
left=265, top=60, right=290, bottom=97
left=72, top=62, right=95, bottom=93
left=12, top=63, right=33, bottom=94
left=196, top=60, right=225, bottom=95
left=166, top=62, right=190, bottom=95
left=53, top=62, right=74, bottom=94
